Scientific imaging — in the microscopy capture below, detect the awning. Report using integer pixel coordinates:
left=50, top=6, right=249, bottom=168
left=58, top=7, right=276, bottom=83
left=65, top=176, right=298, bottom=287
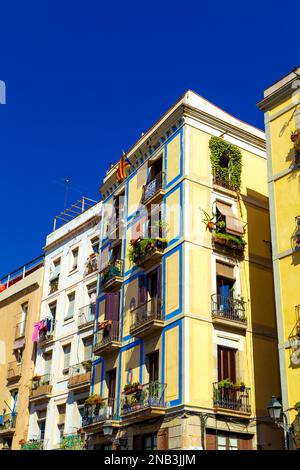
left=216, top=262, right=235, bottom=280
left=216, top=202, right=244, bottom=236
left=49, top=266, right=60, bottom=282
left=13, top=338, right=25, bottom=350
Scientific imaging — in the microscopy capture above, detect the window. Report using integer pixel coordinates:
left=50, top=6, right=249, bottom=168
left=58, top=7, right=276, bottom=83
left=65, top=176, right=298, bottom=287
left=146, top=350, right=159, bottom=383
left=106, top=369, right=116, bottom=399
left=65, top=292, right=75, bottom=320
left=218, top=346, right=237, bottom=383
left=14, top=348, right=23, bottom=364
left=62, top=344, right=71, bottom=375
left=20, top=303, right=28, bottom=336
left=37, top=409, right=47, bottom=441
left=57, top=404, right=66, bottom=442
left=70, top=247, right=79, bottom=271
left=49, top=258, right=61, bottom=293
left=83, top=337, right=93, bottom=361
left=77, top=399, right=85, bottom=425
left=91, top=237, right=100, bottom=254
left=43, top=351, right=52, bottom=377
left=217, top=434, right=238, bottom=450
left=11, top=390, right=18, bottom=412
left=143, top=434, right=157, bottom=450
left=49, top=302, right=57, bottom=332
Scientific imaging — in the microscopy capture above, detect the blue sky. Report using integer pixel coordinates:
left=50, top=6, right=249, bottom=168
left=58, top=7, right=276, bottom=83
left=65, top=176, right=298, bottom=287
left=0, top=0, right=297, bottom=276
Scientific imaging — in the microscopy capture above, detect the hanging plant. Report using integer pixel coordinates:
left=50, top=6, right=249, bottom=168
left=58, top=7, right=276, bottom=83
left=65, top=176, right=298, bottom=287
left=209, top=136, right=242, bottom=191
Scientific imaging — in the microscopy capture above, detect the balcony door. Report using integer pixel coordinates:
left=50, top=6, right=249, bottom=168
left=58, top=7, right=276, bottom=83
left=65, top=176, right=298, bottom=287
left=107, top=368, right=116, bottom=414
left=216, top=275, right=235, bottom=314
left=218, top=346, right=236, bottom=383
left=147, top=351, right=159, bottom=383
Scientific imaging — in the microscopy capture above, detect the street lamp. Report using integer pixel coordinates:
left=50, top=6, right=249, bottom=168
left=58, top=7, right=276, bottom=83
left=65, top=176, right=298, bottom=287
left=267, top=396, right=292, bottom=450
left=103, top=421, right=114, bottom=436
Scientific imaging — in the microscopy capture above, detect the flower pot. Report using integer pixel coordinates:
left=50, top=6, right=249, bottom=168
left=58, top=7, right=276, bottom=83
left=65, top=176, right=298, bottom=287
left=207, top=221, right=215, bottom=230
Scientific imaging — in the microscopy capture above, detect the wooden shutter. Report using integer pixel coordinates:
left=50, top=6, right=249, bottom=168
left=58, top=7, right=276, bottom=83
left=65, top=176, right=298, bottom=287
left=157, top=428, right=169, bottom=450
left=239, top=435, right=253, bottom=450
left=218, top=346, right=236, bottom=383
left=138, top=275, right=147, bottom=305
left=133, top=435, right=142, bottom=450
left=105, top=292, right=120, bottom=321
left=206, top=430, right=217, bottom=450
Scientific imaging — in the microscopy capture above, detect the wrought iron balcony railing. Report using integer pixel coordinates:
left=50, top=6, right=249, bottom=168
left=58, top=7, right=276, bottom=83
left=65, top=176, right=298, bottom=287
left=211, top=294, right=246, bottom=323
left=142, top=172, right=165, bottom=205
left=213, top=172, right=237, bottom=192
left=78, top=303, right=96, bottom=329
left=213, top=382, right=251, bottom=413
left=30, top=373, right=53, bottom=400
left=68, top=362, right=91, bottom=389
left=82, top=397, right=116, bottom=427
left=7, top=361, right=22, bottom=381
left=93, top=321, right=121, bottom=354
left=130, top=297, right=164, bottom=337
left=121, top=381, right=166, bottom=416
left=0, top=413, right=17, bottom=431
left=100, top=260, right=123, bottom=287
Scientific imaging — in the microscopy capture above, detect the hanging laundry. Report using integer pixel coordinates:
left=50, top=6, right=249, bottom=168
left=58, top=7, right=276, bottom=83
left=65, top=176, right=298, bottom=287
left=32, top=323, right=39, bottom=342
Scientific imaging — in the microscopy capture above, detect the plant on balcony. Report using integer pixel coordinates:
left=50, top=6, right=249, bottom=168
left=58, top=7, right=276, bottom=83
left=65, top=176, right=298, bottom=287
left=102, top=263, right=121, bottom=285
left=294, top=401, right=300, bottom=414
left=98, top=319, right=113, bottom=330
left=200, top=208, right=216, bottom=231
left=209, top=136, right=242, bottom=191
left=82, top=360, right=92, bottom=372
left=22, top=440, right=43, bottom=450
left=49, top=278, right=59, bottom=294
left=217, top=378, right=234, bottom=390
left=85, top=394, right=103, bottom=406
left=123, top=381, right=142, bottom=395
left=128, top=237, right=168, bottom=265
left=60, top=434, right=84, bottom=450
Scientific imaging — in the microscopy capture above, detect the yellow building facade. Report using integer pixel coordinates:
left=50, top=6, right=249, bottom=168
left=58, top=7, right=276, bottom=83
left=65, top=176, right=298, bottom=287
left=83, top=90, right=283, bottom=450
left=258, top=67, right=300, bottom=449
left=0, top=257, right=44, bottom=450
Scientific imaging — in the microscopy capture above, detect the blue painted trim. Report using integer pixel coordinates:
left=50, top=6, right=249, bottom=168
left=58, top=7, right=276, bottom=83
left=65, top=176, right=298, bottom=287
left=164, top=182, right=183, bottom=248
left=163, top=243, right=183, bottom=321
left=91, top=357, right=104, bottom=393
left=164, top=128, right=184, bottom=190
left=161, top=318, right=183, bottom=407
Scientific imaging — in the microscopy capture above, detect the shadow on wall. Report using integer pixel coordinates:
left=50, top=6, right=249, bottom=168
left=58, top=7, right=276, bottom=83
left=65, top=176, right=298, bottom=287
left=244, top=188, right=284, bottom=450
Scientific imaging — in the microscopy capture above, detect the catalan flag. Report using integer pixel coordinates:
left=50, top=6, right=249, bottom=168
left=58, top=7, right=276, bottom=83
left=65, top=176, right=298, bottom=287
left=116, top=151, right=131, bottom=182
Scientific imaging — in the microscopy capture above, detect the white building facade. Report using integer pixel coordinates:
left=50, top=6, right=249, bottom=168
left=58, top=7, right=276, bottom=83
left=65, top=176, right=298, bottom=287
left=26, top=200, right=102, bottom=450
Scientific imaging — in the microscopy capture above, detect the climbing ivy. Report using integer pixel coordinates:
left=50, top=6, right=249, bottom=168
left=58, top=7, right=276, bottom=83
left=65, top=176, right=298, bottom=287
left=209, top=136, right=242, bottom=191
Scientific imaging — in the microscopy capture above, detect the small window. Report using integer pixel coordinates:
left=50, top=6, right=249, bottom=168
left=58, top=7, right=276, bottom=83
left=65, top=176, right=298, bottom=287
left=70, top=248, right=79, bottom=271
left=83, top=337, right=93, bottom=361
left=14, top=348, right=23, bottom=364
left=57, top=404, right=66, bottom=441
left=62, top=344, right=71, bottom=375
left=217, top=434, right=238, bottom=450
left=91, top=237, right=100, bottom=254
left=65, top=292, right=75, bottom=320
left=43, top=351, right=52, bottom=377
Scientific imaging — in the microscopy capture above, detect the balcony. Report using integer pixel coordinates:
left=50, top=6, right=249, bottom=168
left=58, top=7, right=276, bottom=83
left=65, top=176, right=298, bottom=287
left=78, top=303, right=96, bottom=330
left=142, top=172, right=165, bottom=206
left=29, top=374, right=53, bottom=403
left=15, top=320, right=26, bottom=339
left=84, top=253, right=99, bottom=276
left=0, top=413, right=17, bottom=436
left=213, top=382, right=251, bottom=415
left=68, top=362, right=92, bottom=392
left=100, top=260, right=123, bottom=293
left=211, top=294, right=247, bottom=330
left=21, top=438, right=46, bottom=450
left=81, top=397, right=118, bottom=432
left=93, top=321, right=121, bottom=356
left=212, top=172, right=237, bottom=194
left=59, top=433, right=85, bottom=450
left=130, top=298, right=164, bottom=338
left=39, top=321, right=56, bottom=345
left=121, top=381, right=167, bottom=422
left=129, top=238, right=168, bottom=270
left=7, top=361, right=22, bottom=382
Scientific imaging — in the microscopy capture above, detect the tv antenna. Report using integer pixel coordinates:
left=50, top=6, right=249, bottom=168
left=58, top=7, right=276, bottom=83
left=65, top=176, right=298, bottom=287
left=64, top=177, right=71, bottom=210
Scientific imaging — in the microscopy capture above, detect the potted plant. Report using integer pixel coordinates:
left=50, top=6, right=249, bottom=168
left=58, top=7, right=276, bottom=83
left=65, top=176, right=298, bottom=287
left=124, top=383, right=133, bottom=395
left=217, top=378, right=233, bottom=389
left=294, top=401, right=300, bottom=414
left=85, top=394, right=103, bottom=406
left=200, top=208, right=216, bottom=231
left=82, top=360, right=92, bottom=372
